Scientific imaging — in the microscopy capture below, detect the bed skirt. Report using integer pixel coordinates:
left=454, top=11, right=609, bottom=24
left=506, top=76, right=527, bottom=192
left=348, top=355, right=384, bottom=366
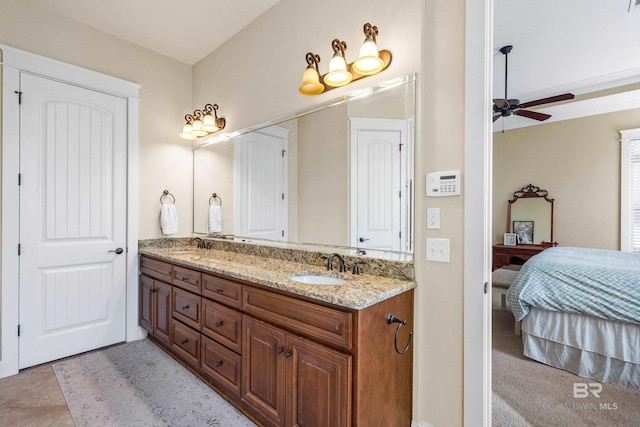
left=522, top=308, right=640, bottom=390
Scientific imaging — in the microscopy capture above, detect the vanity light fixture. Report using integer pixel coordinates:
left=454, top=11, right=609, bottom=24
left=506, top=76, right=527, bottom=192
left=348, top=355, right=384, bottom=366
left=324, top=39, right=352, bottom=87
left=298, top=22, right=392, bottom=96
left=179, top=104, right=226, bottom=140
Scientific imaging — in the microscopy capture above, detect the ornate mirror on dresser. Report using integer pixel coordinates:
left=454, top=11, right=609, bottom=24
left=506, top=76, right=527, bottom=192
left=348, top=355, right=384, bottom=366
left=493, top=184, right=557, bottom=270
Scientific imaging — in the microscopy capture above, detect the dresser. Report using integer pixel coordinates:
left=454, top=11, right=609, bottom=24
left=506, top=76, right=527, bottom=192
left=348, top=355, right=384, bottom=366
left=492, top=244, right=548, bottom=271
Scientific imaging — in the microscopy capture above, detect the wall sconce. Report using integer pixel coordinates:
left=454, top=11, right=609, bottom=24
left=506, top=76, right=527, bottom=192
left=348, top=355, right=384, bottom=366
left=298, top=22, right=391, bottom=96
left=179, top=103, right=226, bottom=140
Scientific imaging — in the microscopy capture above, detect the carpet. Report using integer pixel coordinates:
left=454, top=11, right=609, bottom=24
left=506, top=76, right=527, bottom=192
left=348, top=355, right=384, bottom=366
left=492, top=297, right=640, bottom=426
left=53, top=339, right=256, bottom=426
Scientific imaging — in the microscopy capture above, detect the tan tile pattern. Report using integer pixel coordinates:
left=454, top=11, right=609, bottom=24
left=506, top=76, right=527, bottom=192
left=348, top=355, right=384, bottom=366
left=0, top=365, right=74, bottom=427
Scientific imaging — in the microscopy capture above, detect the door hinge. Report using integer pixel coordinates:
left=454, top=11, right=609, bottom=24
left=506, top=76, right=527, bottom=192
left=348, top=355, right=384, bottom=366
left=484, top=282, right=488, bottom=294
left=18, top=173, right=22, bottom=185
left=14, top=91, right=22, bottom=104
left=398, top=190, right=401, bottom=198
left=18, top=244, right=21, bottom=256
left=281, top=193, right=285, bottom=200
left=399, top=231, right=402, bottom=238
left=281, top=230, right=285, bottom=237
left=282, top=150, right=286, bottom=157
left=399, top=143, right=403, bottom=151
left=18, top=325, right=21, bottom=337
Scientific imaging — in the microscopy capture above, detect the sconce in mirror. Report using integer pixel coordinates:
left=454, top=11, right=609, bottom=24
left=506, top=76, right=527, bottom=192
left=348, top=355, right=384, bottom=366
left=180, top=103, right=226, bottom=140
left=298, top=22, right=392, bottom=96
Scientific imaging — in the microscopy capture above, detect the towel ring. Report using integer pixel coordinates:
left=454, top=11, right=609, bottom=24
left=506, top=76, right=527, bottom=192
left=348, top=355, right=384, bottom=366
left=160, top=190, right=175, bottom=205
left=209, top=193, right=222, bottom=206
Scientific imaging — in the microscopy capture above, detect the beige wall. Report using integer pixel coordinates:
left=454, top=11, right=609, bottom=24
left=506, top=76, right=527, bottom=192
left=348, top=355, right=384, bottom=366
left=1, top=0, right=467, bottom=424
left=0, top=0, right=194, bottom=240
left=493, top=109, right=640, bottom=250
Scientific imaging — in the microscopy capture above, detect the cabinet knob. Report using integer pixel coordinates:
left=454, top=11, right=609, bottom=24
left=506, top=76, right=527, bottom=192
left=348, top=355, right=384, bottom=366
left=215, top=287, right=224, bottom=293
left=215, top=321, right=223, bottom=328
left=214, top=360, right=222, bottom=367
left=277, top=347, right=284, bottom=354
left=181, top=277, right=189, bottom=282
left=180, top=338, right=188, bottom=345
left=285, top=350, right=292, bottom=358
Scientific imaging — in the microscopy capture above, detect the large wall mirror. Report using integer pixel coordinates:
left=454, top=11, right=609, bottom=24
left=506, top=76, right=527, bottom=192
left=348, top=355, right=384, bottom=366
left=507, top=184, right=555, bottom=245
left=193, top=74, right=416, bottom=260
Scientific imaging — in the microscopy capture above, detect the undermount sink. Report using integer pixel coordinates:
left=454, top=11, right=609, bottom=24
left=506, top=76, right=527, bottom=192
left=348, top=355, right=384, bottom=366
left=288, top=273, right=347, bottom=285
left=169, top=249, right=199, bottom=254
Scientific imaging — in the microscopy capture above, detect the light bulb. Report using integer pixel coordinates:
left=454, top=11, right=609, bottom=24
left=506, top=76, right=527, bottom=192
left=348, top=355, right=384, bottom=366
left=324, top=55, right=352, bottom=87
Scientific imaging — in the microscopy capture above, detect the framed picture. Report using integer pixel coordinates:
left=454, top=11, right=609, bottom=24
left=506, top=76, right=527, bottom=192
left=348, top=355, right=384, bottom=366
left=503, top=233, right=517, bottom=246
left=513, top=220, right=534, bottom=244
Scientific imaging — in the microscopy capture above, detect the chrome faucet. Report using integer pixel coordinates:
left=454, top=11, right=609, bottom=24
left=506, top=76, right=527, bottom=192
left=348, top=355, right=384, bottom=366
left=326, top=253, right=346, bottom=272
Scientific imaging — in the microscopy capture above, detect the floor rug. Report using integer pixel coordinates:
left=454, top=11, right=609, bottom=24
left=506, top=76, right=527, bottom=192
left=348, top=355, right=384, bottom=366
left=53, top=339, right=256, bottom=426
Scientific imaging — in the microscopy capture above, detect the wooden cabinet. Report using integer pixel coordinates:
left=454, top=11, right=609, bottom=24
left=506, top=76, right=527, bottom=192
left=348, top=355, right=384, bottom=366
left=139, top=255, right=412, bottom=427
left=242, top=317, right=351, bottom=427
left=492, top=244, right=548, bottom=270
left=140, top=275, right=171, bottom=346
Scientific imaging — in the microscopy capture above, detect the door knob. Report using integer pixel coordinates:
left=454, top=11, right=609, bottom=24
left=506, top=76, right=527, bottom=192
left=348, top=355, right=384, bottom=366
left=108, top=248, right=124, bottom=254
left=359, top=237, right=370, bottom=242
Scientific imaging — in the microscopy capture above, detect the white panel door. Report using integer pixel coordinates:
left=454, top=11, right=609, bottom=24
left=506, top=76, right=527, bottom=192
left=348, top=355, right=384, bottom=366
left=18, top=73, right=127, bottom=368
left=235, top=126, right=288, bottom=241
left=351, top=119, right=407, bottom=253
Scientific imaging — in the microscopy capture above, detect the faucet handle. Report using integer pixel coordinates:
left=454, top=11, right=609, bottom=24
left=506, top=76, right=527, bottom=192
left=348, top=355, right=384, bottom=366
left=352, top=261, right=360, bottom=275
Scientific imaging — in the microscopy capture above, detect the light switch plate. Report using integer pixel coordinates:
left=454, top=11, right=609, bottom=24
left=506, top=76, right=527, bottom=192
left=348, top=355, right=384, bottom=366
left=426, top=238, right=450, bottom=262
left=427, top=208, right=440, bottom=229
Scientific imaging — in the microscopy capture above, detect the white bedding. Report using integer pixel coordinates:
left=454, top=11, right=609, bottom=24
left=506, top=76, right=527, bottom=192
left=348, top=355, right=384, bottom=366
left=522, top=308, right=640, bottom=390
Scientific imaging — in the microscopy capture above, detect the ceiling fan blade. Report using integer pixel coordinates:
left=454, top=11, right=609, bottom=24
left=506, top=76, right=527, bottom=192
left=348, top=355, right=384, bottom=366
left=493, top=114, right=501, bottom=122
left=514, top=109, right=551, bottom=121
left=493, top=99, right=509, bottom=109
left=518, top=93, right=575, bottom=108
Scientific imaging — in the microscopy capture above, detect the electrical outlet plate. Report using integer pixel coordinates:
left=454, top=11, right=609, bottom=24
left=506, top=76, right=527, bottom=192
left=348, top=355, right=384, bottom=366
left=427, top=207, right=440, bottom=229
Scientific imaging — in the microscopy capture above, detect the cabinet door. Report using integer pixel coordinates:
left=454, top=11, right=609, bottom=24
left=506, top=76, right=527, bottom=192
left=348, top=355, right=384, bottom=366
left=287, top=336, right=352, bottom=427
left=139, top=275, right=154, bottom=333
left=154, top=280, right=172, bottom=345
left=242, top=316, right=287, bottom=427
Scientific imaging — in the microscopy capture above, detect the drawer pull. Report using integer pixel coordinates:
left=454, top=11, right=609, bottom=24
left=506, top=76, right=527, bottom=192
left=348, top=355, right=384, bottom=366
left=181, top=305, right=190, bottom=310
left=285, top=350, right=292, bottom=359
left=215, top=287, right=224, bottom=293
left=214, top=360, right=223, bottom=367
left=215, top=321, right=223, bottom=328
left=180, top=338, right=188, bottom=345
left=181, top=277, right=189, bottom=282
left=277, top=347, right=284, bottom=355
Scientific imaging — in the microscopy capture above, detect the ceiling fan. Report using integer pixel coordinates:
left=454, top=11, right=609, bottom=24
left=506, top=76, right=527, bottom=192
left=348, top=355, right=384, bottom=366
left=493, top=45, right=575, bottom=123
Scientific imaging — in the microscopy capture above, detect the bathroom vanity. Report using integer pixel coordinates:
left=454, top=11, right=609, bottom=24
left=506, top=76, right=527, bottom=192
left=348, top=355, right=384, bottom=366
left=139, top=241, right=414, bottom=427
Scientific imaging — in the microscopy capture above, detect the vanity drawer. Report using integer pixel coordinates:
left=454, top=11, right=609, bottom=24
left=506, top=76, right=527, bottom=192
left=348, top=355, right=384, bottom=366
left=173, top=287, right=202, bottom=329
left=172, top=321, right=201, bottom=368
left=201, top=335, right=241, bottom=396
left=243, top=287, right=353, bottom=350
left=202, top=273, right=243, bottom=308
left=173, top=266, right=201, bottom=293
left=202, top=299, right=242, bottom=353
left=140, top=256, right=172, bottom=283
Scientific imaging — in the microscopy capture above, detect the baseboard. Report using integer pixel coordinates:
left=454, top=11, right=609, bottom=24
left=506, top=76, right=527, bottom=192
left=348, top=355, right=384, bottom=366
left=412, top=421, right=435, bottom=427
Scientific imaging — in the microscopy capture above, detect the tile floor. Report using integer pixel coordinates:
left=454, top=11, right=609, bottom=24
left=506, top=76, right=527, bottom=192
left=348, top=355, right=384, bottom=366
left=0, top=364, right=74, bottom=426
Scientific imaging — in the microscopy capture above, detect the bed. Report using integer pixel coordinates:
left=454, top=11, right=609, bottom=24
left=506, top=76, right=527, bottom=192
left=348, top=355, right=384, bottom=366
left=506, top=246, right=640, bottom=390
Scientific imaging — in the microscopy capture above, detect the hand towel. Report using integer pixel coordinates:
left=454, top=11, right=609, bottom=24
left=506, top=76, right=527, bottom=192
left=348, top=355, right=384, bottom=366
left=160, top=204, right=179, bottom=236
left=208, top=205, right=222, bottom=234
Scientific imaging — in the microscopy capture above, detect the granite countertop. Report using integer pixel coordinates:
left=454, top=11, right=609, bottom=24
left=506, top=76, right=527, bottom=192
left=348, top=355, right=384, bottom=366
left=139, top=246, right=415, bottom=310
